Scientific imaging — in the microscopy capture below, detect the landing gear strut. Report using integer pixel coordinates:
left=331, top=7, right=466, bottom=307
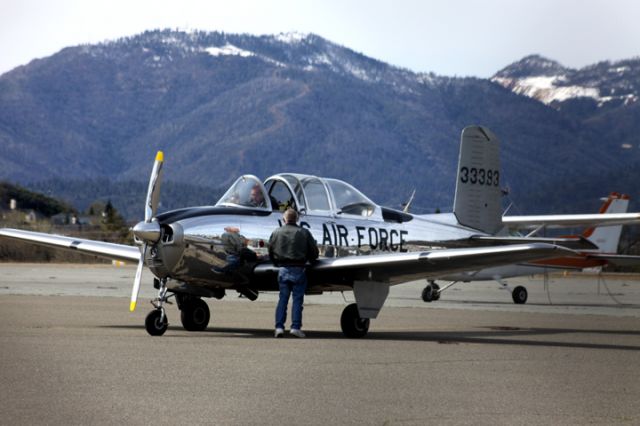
left=340, top=303, right=370, bottom=338
left=145, top=278, right=172, bottom=336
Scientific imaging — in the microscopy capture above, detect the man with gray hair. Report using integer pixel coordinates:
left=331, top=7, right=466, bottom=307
left=268, top=208, right=319, bottom=338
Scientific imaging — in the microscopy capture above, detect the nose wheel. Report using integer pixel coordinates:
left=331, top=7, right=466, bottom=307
left=145, top=309, right=168, bottom=336
left=144, top=278, right=172, bottom=336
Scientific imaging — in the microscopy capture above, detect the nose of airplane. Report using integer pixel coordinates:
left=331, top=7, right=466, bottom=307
left=132, top=220, right=161, bottom=243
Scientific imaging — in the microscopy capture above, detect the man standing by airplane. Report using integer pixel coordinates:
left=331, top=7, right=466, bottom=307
left=269, top=208, right=319, bottom=338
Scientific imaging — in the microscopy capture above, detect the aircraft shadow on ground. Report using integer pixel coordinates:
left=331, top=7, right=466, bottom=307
left=101, top=325, right=640, bottom=351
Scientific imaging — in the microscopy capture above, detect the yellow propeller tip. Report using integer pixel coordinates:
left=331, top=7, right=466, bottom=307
left=155, top=151, right=164, bottom=162
left=130, top=301, right=137, bottom=312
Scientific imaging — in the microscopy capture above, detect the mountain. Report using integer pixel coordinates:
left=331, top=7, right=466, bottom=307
left=492, top=54, right=640, bottom=108
left=492, top=54, right=640, bottom=139
left=491, top=54, right=640, bottom=213
left=0, top=30, right=639, bottom=218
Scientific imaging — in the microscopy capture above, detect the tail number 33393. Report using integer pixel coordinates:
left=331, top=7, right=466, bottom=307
left=459, top=167, right=499, bottom=186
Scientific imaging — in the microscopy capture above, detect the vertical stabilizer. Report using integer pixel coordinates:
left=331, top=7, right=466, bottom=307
left=453, top=126, right=502, bottom=234
left=583, top=193, right=629, bottom=253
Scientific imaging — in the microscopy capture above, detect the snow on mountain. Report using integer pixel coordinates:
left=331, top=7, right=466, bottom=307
left=492, top=54, right=640, bottom=108
left=204, top=43, right=254, bottom=58
left=492, top=75, right=601, bottom=104
left=85, top=30, right=417, bottom=87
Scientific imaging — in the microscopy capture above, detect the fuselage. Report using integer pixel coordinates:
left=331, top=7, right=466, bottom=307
left=145, top=205, right=482, bottom=292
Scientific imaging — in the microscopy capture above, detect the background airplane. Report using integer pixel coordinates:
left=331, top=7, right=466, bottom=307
left=2, top=126, right=639, bottom=338
left=421, top=193, right=640, bottom=304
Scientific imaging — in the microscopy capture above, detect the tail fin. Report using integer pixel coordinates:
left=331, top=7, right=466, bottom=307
left=582, top=193, right=629, bottom=253
left=453, top=126, right=502, bottom=234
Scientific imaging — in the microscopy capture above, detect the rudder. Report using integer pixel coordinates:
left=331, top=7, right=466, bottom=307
left=582, top=193, right=629, bottom=253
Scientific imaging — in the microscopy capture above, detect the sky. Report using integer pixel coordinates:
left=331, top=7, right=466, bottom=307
left=2, top=0, right=640, bottom=78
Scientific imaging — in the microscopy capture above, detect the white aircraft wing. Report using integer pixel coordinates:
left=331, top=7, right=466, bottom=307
left=2, top=228, right=573, bottom=286
left=502, top=213, right=640, bottom=230
left=0, top=228, right=141, bottom=263
left=256, top=243, right=573, bottom=285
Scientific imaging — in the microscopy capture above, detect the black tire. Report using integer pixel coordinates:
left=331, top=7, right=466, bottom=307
left=512, top=286, right=528, bottom=304
left=340, top=303, right=370, bottom=338
left=145, top=310, right=168, bottom=336
left=422, top=285, right=435, bottom=302
left=432, top=283, right=441, bottom=301
left=180, top=298, right=211, bottom=331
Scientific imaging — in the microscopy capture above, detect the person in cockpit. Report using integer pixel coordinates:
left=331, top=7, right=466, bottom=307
left=248, top=184, right=267, bottom=208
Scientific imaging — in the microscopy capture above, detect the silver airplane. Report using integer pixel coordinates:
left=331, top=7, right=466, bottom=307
left=2, top=126, right=639, bottom=337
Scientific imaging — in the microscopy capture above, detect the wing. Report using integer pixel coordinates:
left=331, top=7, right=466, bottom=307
left=0, top=228, right=140, bottom=263
left=255, top=243, right=574, bottom=285
left=586, top=253, right=640, bottom=267
left=502, top=213, right=640, bottom=230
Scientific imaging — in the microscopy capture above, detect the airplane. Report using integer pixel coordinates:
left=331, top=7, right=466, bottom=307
left=2, top=126, right=640, bottom=338
left=421, top=193, right=640, bottom=304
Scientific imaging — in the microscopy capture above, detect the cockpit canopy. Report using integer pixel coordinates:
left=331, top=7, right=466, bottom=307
left=216, top=173, right=380, bottom=217
left=215, top=175, right=272, bottom=211
left=264, top=173, right=379, bottom=218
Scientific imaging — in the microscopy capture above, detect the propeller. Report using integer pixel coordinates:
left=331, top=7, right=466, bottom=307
left=130, top=151, right=164, bottom=312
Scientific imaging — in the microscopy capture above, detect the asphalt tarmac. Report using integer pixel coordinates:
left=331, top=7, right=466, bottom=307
left=1, top=263, right=639, bottom=425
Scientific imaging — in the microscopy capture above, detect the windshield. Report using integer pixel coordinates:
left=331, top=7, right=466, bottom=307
left=215, top=175, right=271, bottom=210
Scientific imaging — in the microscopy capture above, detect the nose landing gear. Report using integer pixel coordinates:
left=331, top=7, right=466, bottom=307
left=145, top=278, right=172, bottom=336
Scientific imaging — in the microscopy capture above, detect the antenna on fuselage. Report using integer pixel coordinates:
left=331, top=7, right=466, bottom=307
left=402, top=189, right=416, bottom=213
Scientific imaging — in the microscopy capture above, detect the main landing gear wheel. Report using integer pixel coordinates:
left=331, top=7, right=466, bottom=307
left=180, top=298, right=211, bottom=331
left=340, top=303, right=370, bottom=338
left=145, top=309, right=168, bottom=336
left=421, top=282, right=440, bottom=302
left=512, top=286, right=528, bottom=304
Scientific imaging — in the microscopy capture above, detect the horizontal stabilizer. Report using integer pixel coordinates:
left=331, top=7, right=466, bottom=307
left=503, top=212, right=640, bottom=229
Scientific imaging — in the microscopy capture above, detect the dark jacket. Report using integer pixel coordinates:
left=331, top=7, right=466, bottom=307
left=221, top=232, right=244, bottom=256
left=268, top=223, right=319, bottom=266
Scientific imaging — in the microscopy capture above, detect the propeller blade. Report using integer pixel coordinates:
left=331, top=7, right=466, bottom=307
left=131, top=151, right=164, bottom=312
left=130, top=245, right=146, bottom=312
left=144, top=151, right=164, bottom=222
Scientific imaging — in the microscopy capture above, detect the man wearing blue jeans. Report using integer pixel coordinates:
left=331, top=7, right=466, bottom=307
left=268, top=209, right=319, bottom=338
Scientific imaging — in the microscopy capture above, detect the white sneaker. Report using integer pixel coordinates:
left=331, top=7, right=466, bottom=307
left=274, top=328, right=284, bottom=338
left=290, top=329, right=306, bottom=338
